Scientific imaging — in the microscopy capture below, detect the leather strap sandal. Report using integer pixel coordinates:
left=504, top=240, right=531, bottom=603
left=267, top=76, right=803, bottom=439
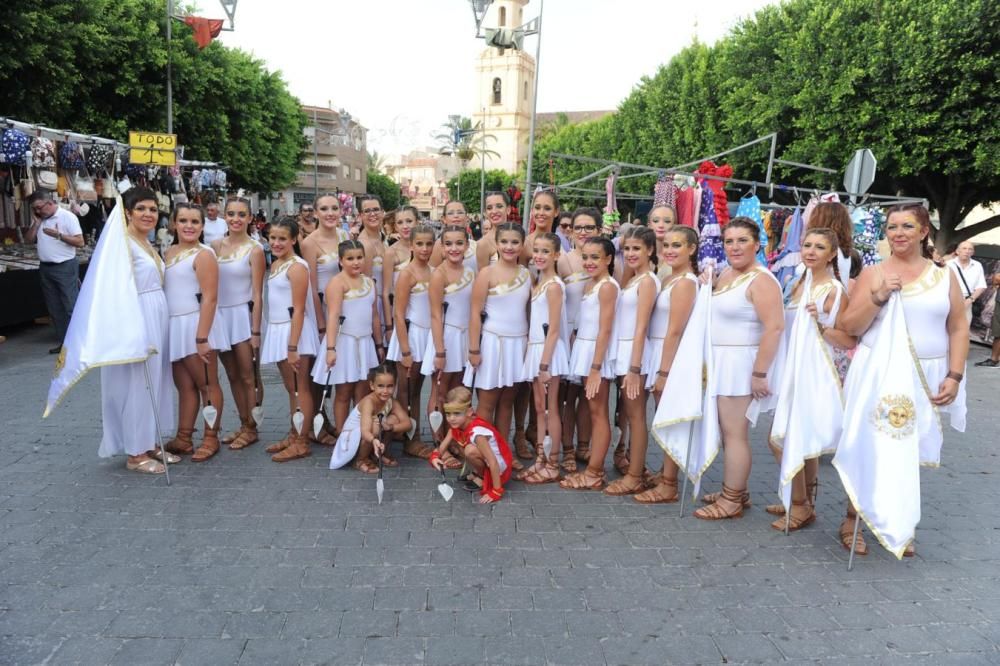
left=163, top=428, right=195, bottom=456
left=229, top=420, right=259, bottom=450
left=271, top=433, right=311, bottom=463
left=693, top=484, right=746, bottom=520
left=770, top=501, right=815, bottom=532
left=839, top=509, right=868, bottom=556
left=604, top=473, right=646, bottom=497
left=561, top=443, right=577, bottom=473
left=612, top=445, right=630, bottom=476
left=148, top=448, right=181, bottom=465
left=513, top=430, right=534, bottom=460
left=702, top=489, right=751, bottom=508
left=192, top=426, right=220, bottom=463
left=558, top=468, right=606, bottom=491
left=126, top=458, right=165, bottom=475
left=265, top=429, right=296, bottom=454
left=574, top=440, right=591, bottom=464
left=634, top=478, right=679, bottom=504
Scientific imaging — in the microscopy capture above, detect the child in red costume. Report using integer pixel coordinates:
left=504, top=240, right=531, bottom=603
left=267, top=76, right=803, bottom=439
left=430, top=387, right=513, bottom=503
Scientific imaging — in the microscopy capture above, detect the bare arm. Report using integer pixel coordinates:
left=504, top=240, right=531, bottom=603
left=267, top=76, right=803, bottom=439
left=838, top=266, right=889, bottom=336
left=429, top=238, right=444, bottom=267
left=193, top=249, right=219, bottom=342
left=474, top=434, right=503, bottom=491
left=747, top=275, right=784, bottom=392
left=818, top=287, right=856, bottom=351
left=250, top=246, right=265, bottom=345
left=381, top=248, right=396, bottom=333
left=654, top=279, right=697, bottom=392
left=394, top=270, right=415, bottom=358
left=324, top=276, right=345, bottom=368
left=287, top=263, right=309, bottom=367
left=301, top=238, right=325, bottom=333
left=542, top=281, right=562, bottom=367
left=935, top=271, right=970, bottom=405
left=428, top=268, right=448, bottom=362
left=467, top=269, right=490, bottom=366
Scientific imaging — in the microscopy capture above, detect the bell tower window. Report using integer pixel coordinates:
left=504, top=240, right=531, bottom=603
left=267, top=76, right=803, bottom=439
left=492, top=78, right=502, bottom=105
left=499, top=7, right=506, bottom=26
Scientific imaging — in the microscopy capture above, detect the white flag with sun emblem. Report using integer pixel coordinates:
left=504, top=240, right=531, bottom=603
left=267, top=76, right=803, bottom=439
left=832, top=293, right=929, bottom=559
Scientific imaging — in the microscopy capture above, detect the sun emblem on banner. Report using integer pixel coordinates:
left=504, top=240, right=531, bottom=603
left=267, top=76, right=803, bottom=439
left=872, top=394, right=916, bottom=438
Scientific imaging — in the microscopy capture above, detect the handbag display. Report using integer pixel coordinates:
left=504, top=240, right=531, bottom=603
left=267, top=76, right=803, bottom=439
left=36, top=169, right=58, bottom=190
left=74, top=170, right=98, bottom=202
left=30, top=137, right=57, bottom=168
left=59, top=141, right=86, bottom=170
left=1, top=128, right=30, bottom=166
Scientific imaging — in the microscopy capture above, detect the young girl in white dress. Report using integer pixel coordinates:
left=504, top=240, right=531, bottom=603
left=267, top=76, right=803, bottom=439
left=605, top=226, right=660, bottom=496
left=329, top=364, right=415, bottom=473
left=98, top=188, right=174, bottom=474
left=355, top=195, right=388, bottom=335
left=163, top=203, right=226, bottom=463
left=387, top=223, right=436, bottom=460
left=465, top=222, right=531, bottom=446
left=636, top=226, right=700, bottom=504
left=261, top=217, right=320, bottom=463
left=382, top=206, right=418, bottom=347
left=430, top=200, right=478, bottom=274
left=423, top=224, right=474, bottom=457
left=561, top=226, right=620, bottom=491
left=213, top=197, right=265, bottom=451
left=695, top=218, right=785, bottom=520
left=312, top=240, right=383, bottom=436
left=518, top=232, right=570, bottom=484
left=302, top=193, right=350, bottom=445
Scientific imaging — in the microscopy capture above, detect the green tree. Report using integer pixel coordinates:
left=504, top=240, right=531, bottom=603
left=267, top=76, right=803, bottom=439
left=366, top=171, right=403, bottom=211
left=446, top=169, right=512, bottom=215
left=367, top=150, right=387, bottom=174
left=434, top=116, right=500, bottom=166
left=0, top=0, right=306, bottom=193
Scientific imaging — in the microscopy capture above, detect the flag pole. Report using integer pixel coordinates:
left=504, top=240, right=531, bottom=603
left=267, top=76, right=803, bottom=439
left=846, top=514, right=861, bottom=571
left=677, top=419, right=695, bottom=517
left=143, top=361, right=171, bottom=486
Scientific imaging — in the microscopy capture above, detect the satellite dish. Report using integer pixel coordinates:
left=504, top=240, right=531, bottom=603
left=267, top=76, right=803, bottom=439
left=844, top=149, right=877, bottom=204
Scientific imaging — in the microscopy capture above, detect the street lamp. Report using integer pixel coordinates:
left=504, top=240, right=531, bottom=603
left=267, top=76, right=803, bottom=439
left=467, top=0, right=543, bottom=228
left=307, top=108, right=355, bottom=199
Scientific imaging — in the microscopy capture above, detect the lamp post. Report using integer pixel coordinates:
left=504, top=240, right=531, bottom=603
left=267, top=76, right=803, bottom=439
left=467, top=0, right=543, bottom=229
left=308, top=108, right=354, bottom=199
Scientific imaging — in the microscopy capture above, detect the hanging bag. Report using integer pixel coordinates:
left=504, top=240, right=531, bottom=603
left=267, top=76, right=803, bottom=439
left=1, top=128, right=30, bottom=166
left=74, top=164, right=98, bottom=202
left=30, top=137, right=57, bottom=168
left=59, top=141, right=86, bottom=170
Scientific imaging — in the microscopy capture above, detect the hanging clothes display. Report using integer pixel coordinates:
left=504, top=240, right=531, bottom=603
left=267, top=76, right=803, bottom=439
left=852, top=207, right=885, bottom=266
left=675, top=185, right=695, bottom=227
left=696, top=181, right=725, bottom=271
left=696, top=161, right=733, bottom=227
left=652, top=172, right=678, bottom=210
left=735, top=192, right=768, bottom=265
left=770, top=206, right=804, bottom=289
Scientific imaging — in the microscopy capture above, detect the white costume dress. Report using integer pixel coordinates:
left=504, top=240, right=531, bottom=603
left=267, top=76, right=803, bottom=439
left=462, top=265, right=530, bottom=390
left=371, top=252, right=385, bottom=330
left=643, top=272, right=698, bottom=389
left=164, top=245, right=227, bottom=361
left=311, top=276, right=379, bottom=385
left=215, top=239, right=259, bottom=349
left=261, top=256, right=320, bottom=364
left=709, top=267, right=780, bottom=397
left=329, top=399, right=394, bottom=469
left=387, top=273, right=431, bottom=365
left=521, top=276, right=570, bottom=381
left=614, top=271, right=661, bottom=377
left=563, top=268, right=589, bottom=335
left=99, top=239, right=173, bottom=457
left=568, top=275, right=620, bottom=379
left=846, top=263, right=966, bottom=465
left=463, top=239, right=478, bottom=274
left=421, top=267, right=474, bottom=375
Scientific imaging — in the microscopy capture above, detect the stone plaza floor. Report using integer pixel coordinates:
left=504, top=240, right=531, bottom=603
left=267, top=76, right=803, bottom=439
left=1, top=324, right=999, bottom=665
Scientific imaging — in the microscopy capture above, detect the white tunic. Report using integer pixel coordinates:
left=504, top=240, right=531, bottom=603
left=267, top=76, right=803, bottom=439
left=521, top=276, right=571, bottom=381
left=643, top=272, right=698, bottom=389
left=261, top=256, right=320, bottom=364
left=387, top=274, right=431, bottom=364
left=216, top=239, right=259, bottom=348
left=312, top=276, right=379, bottom=384
left=99, top=239, right=173, bottom=457
left=421, top=267, right=474, bottom=375
left=563, top=269, right=589, bottom=333
left=710, top=267, right=778, bottom=396
left=164, top=244, right=227, bottom=361
left=614, top=271, right=661, bottom=377
left=461, top=265, right=531, bottom=390
left=568, top=275, right=620, bottom=380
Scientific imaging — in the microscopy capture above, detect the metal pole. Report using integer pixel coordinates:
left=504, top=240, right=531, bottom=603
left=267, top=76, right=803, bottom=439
left=313, top=111, right=319, bottom=200
left=765, top=132, right=777, bottom=185
left=521, top=0, right=544, bottom=229
left=143, top=361, right=171, bottom=486
left=847, top=513, right=861, bottom=571
left=677, top=419, right=695, bottom=517
left=480, top=108, right=486, bottom=216
left=166, top=0, right=174, bottom=134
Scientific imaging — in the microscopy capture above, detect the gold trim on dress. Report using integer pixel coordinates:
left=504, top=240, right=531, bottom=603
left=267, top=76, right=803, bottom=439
left=532, top=276, right=563, bottom=301
left=344, top=276, right=374, bottom=300
left=713, top=266, right=765, bottom=296
left=583, top=274, right=617, bottom=299
left=445, top=267, right=475, bottom=294
left=624, top=270, right=656, bottom=291
left=165, top=245, right=203, bottom=269
left=661, top=272, right=696, bottom=292
left=489, top=265, right=529, bottom=296
left=316, top=250, right=339, bottom=266
left=564, top=270, right=589, bottom=285
left=901, top=261, right=945, bottom=297
left=393, top=256, right=411, bottom=273
left=217, top=240, right=258, bottom=263
left=269, top=257, right=296, bottom=279
left=411, top=280, right=430, bottom=295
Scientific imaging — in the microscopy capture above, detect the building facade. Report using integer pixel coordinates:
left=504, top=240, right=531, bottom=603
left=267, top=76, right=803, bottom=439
left=472, top=0, right=534, bottom=175
left=273, top=104, right=368, bottom=216
left=385, top=149, right=462, bottom=221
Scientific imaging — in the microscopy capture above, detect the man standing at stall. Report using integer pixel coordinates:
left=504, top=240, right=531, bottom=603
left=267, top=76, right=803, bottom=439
left=947, top=240, right=987, bottom=325
left=202, top=200, right=227, bottom=243
left=25, top=191, right=84, bottom=354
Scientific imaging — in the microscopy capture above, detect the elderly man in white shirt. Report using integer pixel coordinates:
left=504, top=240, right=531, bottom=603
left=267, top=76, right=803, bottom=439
left=202, top=201, right=227, bottom=243
left=947, top=240, right=987, bottom=325
left=25, top=191, right=85, bottom=354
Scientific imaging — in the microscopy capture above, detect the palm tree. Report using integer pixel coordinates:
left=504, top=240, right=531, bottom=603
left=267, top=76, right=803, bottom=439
left=433, top=116, right=499, bottom=166
left=366, top=150, right=387, bottom=174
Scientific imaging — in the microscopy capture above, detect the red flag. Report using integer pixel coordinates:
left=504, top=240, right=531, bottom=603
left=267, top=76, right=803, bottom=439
left=183, top=16, right=224, bottom=49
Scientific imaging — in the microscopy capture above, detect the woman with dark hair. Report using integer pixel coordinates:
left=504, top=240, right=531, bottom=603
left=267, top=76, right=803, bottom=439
left=695, top=217, right=784, bottom=520
left=98, top=187, right=174, bottom=474
left=833, top=204, right=967, bottom=557
left=805, top=201, right=853, bottom=288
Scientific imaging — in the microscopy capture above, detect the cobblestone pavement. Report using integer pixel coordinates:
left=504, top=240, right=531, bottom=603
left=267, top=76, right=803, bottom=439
left=2, top=324, right=999, bottom=665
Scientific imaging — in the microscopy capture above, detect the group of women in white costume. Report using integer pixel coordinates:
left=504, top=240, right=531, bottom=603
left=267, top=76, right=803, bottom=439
left=87, top=187, right=968, bottom=558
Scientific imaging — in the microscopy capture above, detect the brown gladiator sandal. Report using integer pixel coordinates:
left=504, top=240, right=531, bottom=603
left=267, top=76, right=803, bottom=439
left=634, top=477, right=679, bottom=505
left=228, top=419, right=259, bottom=450
left=770, top=500, right=816, bottom=532
left=839, top=507, right=868, bottom=556
left=693, top=484, right=746, bottom=520
left=191, top=425, right=220, bottom=463
left=163, top=428, right=195, bottom=456
left=513, top=430, right=534, bottom=460
left=520, top=445, right=561, bottom=485
left=702, top=489, right=751, bottom=508
left=561, top=441, right=577, bottom=473
left=266, top=429, right=296, bottom=454
left=271, top=433, right=311, bottom=463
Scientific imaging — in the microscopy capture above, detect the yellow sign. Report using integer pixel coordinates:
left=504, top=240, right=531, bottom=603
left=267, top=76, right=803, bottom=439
left=128, top=131, right=178, bottom=166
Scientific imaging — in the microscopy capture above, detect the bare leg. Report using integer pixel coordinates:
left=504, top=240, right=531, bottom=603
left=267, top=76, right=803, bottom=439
left=606, top=380, right=649, bottom=494
left=694, top=395, right=752, bottom=519
left=559, top=380, right=609, bottom=489
left=333, top=383, right=354, bottom=435
left=494, top=385, right=517, bottom=442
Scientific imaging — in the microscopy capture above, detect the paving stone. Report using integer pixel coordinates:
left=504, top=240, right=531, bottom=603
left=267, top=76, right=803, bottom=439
left=221, top=612, right=286, bottom=639
left=47, top=637, right=124, bottom=665
left=108, top=637, right=185, bottom=665
left=362, top=637, right=425, bottom=664
left=713, top=632, right=785, bottom=663
left=483, top=636, right=547, bottom=665
left=174, top=638, right=247, bottom=666
left=338, top=610, right=398, bottom=638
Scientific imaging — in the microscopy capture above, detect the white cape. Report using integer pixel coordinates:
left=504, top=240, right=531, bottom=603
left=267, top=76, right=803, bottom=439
left=44, top=198, right=156, bottom=417
left=832, top=294, right=929, bottom=559
left=770, top=273, right=844, bottom=511
left=651, top=279, right=715, bottom=497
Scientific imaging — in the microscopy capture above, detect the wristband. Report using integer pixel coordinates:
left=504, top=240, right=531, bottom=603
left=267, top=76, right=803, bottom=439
left=591, top=363, right=602, bottom=371
left=428, top=450, right=441, bottom=468
left=436, top=352, right=446, bottom=358
left=252, top=331, right=261, bottom=336
left=195, top=337, right=208, bottom=344
left=629, top=365, right=641, bottom=374
left=539, top=363, right=549, bottom=371
left=484, top=486, right=504, bottom=500
left=946, top=371, right=964, bottom=382
left=287, top=345, right=298, bottom=351
left=401, top=351, right=412, bottom=357
left=327, top=346, right=336, bottom=352
left=318, top=328, right=326, bottom=335
left=751, top=371, right=767, bottom=379
left=469, top=349, right=480, bottom=355
left=656, top=370, right=668, bottom=378
left=57, top=232, right=62, bottom=241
